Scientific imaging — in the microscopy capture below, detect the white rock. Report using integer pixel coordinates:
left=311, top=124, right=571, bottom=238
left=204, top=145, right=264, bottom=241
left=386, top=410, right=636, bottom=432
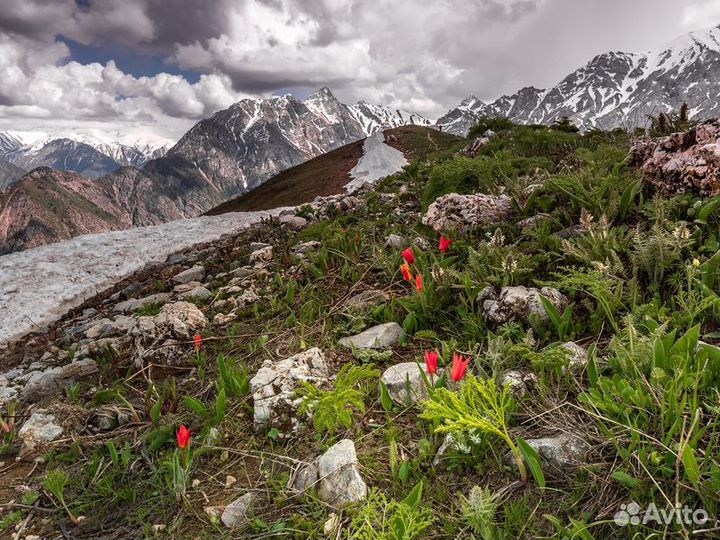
left=561, top=342, right=589, bottom=369
left=179, top=286, right=213, bottom=301
left=18, top=412, right=63, bottom=449
left=250, top=347, right=329, bottom=434
left=249, top=246, right=273, bottom=264
left=422, top=192, right=513, bottom=233
left=113, top=293, right=171, bottom=314
left=339, top=322, right=403, bottom=350
left=385, top=234, right=406, bottom=250
left=380, top=362, right=436, bottom=405
left=317, top=439, right=367, bottom=508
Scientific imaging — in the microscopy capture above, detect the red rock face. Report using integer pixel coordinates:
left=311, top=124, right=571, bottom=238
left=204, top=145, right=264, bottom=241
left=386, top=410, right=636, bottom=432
left=629, top=120, right=720, bottom=197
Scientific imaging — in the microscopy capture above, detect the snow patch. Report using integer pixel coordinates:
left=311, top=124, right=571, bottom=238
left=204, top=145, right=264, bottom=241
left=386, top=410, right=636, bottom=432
left=0, top=209, right=289, bottom=345
left=346, top=132, right=408, bottom=192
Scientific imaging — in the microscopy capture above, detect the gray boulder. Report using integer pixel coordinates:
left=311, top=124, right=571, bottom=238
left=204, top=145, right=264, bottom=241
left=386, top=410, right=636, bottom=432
left=339, top=322, right=403, bottom=350
left=516, top=434, right=590, bottom=477
left=21, top=359, right=99, bottom=402
left=385, top=234, right=406, bottom=250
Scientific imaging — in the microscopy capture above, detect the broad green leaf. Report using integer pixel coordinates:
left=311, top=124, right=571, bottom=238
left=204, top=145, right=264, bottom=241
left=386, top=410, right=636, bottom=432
left=183, top=396, right=209, bottom=418
left=379, top=381, right=394, bottom=412
left=682, top=446, right=701, bottom=486
left=517, top=437, right=545, bottom=489
left=402, top=481, right=423, bottom=510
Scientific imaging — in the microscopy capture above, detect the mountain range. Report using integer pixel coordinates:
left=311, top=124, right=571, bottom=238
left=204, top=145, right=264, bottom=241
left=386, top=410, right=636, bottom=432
left=4, top=23, right=720, bottom=253
left=0, top=88, right=431, bottom=253
left=0, top=132, right=170, bottom=187
left=437, top=24, right=720, bottom=135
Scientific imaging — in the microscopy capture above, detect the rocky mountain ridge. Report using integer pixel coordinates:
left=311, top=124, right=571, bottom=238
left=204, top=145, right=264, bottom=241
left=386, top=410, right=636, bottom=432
left=0, top=90, right=432, bottom=254
left=438, top=24, right=720, bottom=135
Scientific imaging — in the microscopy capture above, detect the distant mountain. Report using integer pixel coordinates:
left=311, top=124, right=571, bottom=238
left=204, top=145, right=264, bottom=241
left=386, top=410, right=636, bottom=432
left=438, top=24, right=720, bottom=135
left=0, top=160, right=27, bottom=190
left=167, top=87, right=430, bottom=196
left=0, top=133, right=171, bottom=181
left=0, top=88, right=430, bottom=253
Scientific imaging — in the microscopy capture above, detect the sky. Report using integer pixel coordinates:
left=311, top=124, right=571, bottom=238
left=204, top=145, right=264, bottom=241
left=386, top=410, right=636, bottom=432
left=0, top=0, right=719, bottom=143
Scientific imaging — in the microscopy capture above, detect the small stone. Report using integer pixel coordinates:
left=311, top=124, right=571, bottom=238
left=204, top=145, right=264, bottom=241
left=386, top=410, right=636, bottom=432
left=225, top=475, right=237, bottom=489
left=380, top=362, right=437, bottom=405
left=221, top=492, right=256, bottom=529
left=173, top=265, right=206, bottom=284
left=500, top=370, right=538, bottom=397
left=292, top=241, right=321, bottom=255
left=279, top=215, right=308, bottom=229
left=339, top=322, right=403, bottom=350
left=514, top=434, right=590, bottom=477
left=18, top=412, right=63, bottom=450
left=249, top=242, right=269, bottom=251
left=385, top=234, right=406, bottom=250
left=344, top=290, right=388, bottom=310
left=317, top=439, right=367, bottom=508
left=179, top=286, right=213, bottom=301
left=249, top=246, right=273, bottom=264
left=213, top=312, right=238, bottom=326
left=561, top=342, right=588, bottom=369
left=324, top=513, right=340, bottom=536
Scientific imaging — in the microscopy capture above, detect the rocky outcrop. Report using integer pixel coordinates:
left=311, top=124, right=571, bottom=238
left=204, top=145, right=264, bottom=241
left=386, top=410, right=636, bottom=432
left=422, top=193, right=513, bottom=233
left=130, top=301, right=208, bottom=366
left=629, top=119, right=720, bottom=197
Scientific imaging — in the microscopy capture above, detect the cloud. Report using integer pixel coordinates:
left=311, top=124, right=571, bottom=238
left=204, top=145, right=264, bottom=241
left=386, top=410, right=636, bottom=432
left=0, top=0, right=713, bottom=140
left=682, top=0, right=720, bottom=28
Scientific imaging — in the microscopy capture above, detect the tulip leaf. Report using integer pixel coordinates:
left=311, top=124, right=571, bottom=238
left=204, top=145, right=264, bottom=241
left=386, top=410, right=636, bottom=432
left=610, top=469, right=639, bottom=489
left=682, top=446, right=701, bottom=487
left=517, top=437, right=545, bottom=489
left=398, top=461, right=410, bottom=484
left=402, top=481, right=423, bottom=510
left=379, top=381, right=394, bottom=412
left=183, top=396, right=209, bottom=419
left=150, top=397, right=163, bottom=423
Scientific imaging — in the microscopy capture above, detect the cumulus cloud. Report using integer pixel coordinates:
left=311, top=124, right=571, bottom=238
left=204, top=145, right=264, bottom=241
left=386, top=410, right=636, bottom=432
left=0, top=0, right=716, bottom=140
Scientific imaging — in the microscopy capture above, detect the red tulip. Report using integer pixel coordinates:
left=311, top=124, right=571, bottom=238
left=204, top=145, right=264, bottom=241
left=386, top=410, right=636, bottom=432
left=439, top=235, right=453, bottom=253
left=424, top=350, right=439, bottom=375
left=400, top=262, right=413, bottom=282
left=415, top=274, right=423, bottom=292
left=401, top=246, right=416, bottom=265
left=194, top=334, right=202, bottom=352
left=451, top=353, right=471, bottom=383
left=176, top=425, right=192, bottom=449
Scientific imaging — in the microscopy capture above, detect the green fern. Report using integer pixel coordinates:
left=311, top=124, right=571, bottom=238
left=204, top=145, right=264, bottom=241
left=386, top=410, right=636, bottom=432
left=297, top=363, right=380, bottom=435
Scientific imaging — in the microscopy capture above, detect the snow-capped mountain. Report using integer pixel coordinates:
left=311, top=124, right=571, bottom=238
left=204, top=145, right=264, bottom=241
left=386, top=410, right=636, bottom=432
left=167, top=87, right=430, bottom=195
left=1, top=88, right=431, bottom=253
left=438, top=24, right=720, bottom=135
left=0, top=132, right=172, bottom=181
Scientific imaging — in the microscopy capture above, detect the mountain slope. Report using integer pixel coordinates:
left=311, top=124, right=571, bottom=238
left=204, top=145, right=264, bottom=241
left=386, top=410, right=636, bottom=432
left=439, top=24, right=720, bottom=134
left=207, top=126, right=459, bottom=214
left=0, top=159, right=26, bottom=190
left=0, top=168, right=131, bottom=254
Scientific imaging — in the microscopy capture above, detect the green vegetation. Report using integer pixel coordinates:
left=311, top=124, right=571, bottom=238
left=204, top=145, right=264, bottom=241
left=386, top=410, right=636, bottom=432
left=2, top=117, right=719, bottom=539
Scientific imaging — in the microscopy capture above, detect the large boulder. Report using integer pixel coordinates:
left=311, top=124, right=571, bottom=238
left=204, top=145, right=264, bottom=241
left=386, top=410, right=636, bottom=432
left=422, top=193, right=513, bottom=233
left=250, top=348, right=329, bottom=434
left=339, top=322, right=402, bottom=350
left=481, top=286, right=567, bottom=326
left=130, top=302, right=208, bottom=366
